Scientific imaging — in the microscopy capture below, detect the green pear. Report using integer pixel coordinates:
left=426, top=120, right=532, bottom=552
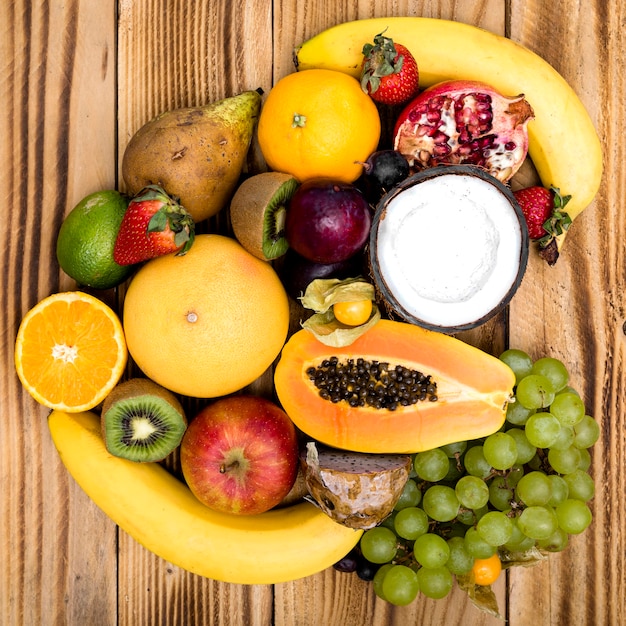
left=122, top=90, right=262, bottom=223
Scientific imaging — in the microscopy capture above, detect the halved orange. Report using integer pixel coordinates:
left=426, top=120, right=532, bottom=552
left=14, top=291, right=127, bottom=412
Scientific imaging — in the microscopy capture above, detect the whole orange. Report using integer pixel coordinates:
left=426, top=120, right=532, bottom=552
left=122, top=234, right=290, bottom=398
left=257, top=69, right=381, bottom=183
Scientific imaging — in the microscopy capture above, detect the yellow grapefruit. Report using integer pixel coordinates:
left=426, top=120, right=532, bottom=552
left=122, top=234, right=290, bottom=398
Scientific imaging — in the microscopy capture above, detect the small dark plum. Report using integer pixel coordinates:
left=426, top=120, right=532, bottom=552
left=277, top=248, right=364, bottom=300
left=285, top=180, right=372, bottom=264
left=362, top=150, right=410, bottom=193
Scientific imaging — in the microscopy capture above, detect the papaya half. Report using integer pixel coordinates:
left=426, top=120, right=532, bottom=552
left=274, top=319, right=515, bottom=453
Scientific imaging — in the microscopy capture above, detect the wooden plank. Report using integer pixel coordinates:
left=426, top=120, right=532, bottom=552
left=508, top=1, right=622, bottom=625
left=115, top=2, right=275, bottom=624
left=0, top=1, right=119, bottom=625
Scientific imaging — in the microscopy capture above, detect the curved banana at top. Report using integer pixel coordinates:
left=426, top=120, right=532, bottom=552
left=48, top=410, right=362, bottom=585
left=294, top=17, right=603, bottom=255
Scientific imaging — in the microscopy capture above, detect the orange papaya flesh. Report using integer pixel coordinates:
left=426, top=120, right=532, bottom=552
left=274, top=319, right=515, bottom=454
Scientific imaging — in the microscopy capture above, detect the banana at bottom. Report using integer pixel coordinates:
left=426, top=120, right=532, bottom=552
left=48, top=410, right=362, bottom=585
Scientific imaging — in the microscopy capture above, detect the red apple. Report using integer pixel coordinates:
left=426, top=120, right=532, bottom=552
left=180, top=395, right=299, bottom=515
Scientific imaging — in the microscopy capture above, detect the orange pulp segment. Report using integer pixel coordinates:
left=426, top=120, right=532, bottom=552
left=14, top=291, right=127, bottom=411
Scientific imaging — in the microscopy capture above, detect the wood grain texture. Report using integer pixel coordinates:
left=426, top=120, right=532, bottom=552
left=1, top=2, right=119, bottom=626
left=508, top=1, right=622, bottom=625
left=1, top=0, right=622, bottom=624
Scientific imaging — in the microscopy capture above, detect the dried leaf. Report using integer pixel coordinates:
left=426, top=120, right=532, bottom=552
left=499, top=546, right=549, bottom=569
left=299, top=277, right=375, bottom=314
left=299, top=277, right=380, bottom=346
left=456, top=573, right=503, bottom=620
left=301, top=305, right=381, bottom=347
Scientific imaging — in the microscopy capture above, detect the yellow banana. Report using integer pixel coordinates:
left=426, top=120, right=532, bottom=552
left=294, top=17, right=603, bottom=256
left=48, top=410, right=362, bottom=585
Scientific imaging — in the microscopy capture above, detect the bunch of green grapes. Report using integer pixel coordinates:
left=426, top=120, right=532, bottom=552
left=333, top=349, right=599, bottom=608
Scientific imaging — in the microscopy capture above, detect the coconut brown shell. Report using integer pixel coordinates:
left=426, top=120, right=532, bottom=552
left=300, top=441, right=412, bottom=529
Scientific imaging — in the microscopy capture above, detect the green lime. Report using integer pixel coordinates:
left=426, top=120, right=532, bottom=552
left=56, top=190, right=135, bottom=289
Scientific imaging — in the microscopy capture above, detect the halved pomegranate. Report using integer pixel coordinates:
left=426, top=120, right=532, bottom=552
left=393, top=80, right=534, bottom=183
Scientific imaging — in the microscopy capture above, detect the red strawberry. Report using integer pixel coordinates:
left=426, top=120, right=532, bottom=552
left=114, top=184, right=195, bottom=265
left=360, top=33, right=419, bottom=106
left=513, top=185, right=572, bottom=265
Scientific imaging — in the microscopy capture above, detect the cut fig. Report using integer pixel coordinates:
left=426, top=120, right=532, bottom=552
left=300, top=441, right=412, bottom=529
left=369, top=165, right=529, bottom=333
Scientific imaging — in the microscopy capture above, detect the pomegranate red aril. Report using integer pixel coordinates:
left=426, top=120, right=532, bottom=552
left=393, top=80, right=534, bottom=183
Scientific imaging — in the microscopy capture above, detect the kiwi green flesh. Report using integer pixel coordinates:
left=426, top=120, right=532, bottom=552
left=103, top=394, right=187, bottom=463
left=262, top=177, right=299, bottom=259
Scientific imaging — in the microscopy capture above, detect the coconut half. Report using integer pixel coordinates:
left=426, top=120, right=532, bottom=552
left=369, top=165, right=529, bottom=332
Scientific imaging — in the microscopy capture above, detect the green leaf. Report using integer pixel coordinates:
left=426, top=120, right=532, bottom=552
left=147, top=210, right=168, bottom=233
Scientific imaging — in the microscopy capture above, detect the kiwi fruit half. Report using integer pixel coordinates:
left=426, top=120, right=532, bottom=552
left=229, top=171, right=299, bottom=260
left=101, top=378, right=187, bottom=462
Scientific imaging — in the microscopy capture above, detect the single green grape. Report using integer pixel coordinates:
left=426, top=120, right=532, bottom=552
left=360, top=526, right=398, bottom=564
left=506, top=399, right=536, bottom=426
left=555, top=499, right=593, bottom=534
left=537, top=527, right=569, bottom=552
left=456, top=507, right=478, bottom=526
left=550, top=392, right=585, bottom=427
left=531, top=356, right=569, bottom=392
left=550, top=425, right=575, bottom=451
left=548, top=446, right=582, bottom=475
left=517, top=505, right=559, bottom=540
left=506, top=428, right=537, bottom=464
left=499, top=348, right=533, bottom=383
left=446, top=536, right=475, bottom=575
left=464, top=527, right=497, bottom=558
left=573, top=415, right=600, bottom=448
left=488, top=475, right=514, bottom=511
left=503, top=517, right=535, bottom=553
left=483, top=432, right=518, bottom=470
left=413, top=448, right=450, bottom=482
left=455, top=475, right=490, bottom=510
left=525, top=412, right=561, bottom=448
left=422, top=485, right=460, bottom=522
left=578, top=448, right=592, bottom=471
left=563, top=469, right=595, bottom=502
left=516, top=471, right=553, bottom=506
left=394, top=479, right=421, bottom=510
left=476, top=510, right=514, bottom=546
left=516, top=374, right=556, bottom=409
left=372, top=563, right=394, bottom=601
left=463, top=445, right=492, bottom=479
left=393, top=506, right=430, bottom=540
left=416, top=566, right=454, bottom=600
left=440, top=441, right=467, bottom=458
left=381, top=564, right=420, bottom=606
left=413, top=532, right=450, bottom=568
left=547, top=474, right=570, bottom=507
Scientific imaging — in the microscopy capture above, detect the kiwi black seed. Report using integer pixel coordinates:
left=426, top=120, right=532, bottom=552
left=229, top=171, right=299, bottom=260
left=101, top=378, right=187, bottom=463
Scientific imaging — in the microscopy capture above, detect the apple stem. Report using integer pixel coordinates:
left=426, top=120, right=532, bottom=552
left=220, top=461, right=239, bottom=474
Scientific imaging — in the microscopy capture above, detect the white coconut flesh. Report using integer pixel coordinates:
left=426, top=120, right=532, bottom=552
left=373, top=172, right=525, bottom=329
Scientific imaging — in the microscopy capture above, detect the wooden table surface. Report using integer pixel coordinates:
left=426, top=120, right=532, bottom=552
left=1, top=1, right=623, bottom=624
